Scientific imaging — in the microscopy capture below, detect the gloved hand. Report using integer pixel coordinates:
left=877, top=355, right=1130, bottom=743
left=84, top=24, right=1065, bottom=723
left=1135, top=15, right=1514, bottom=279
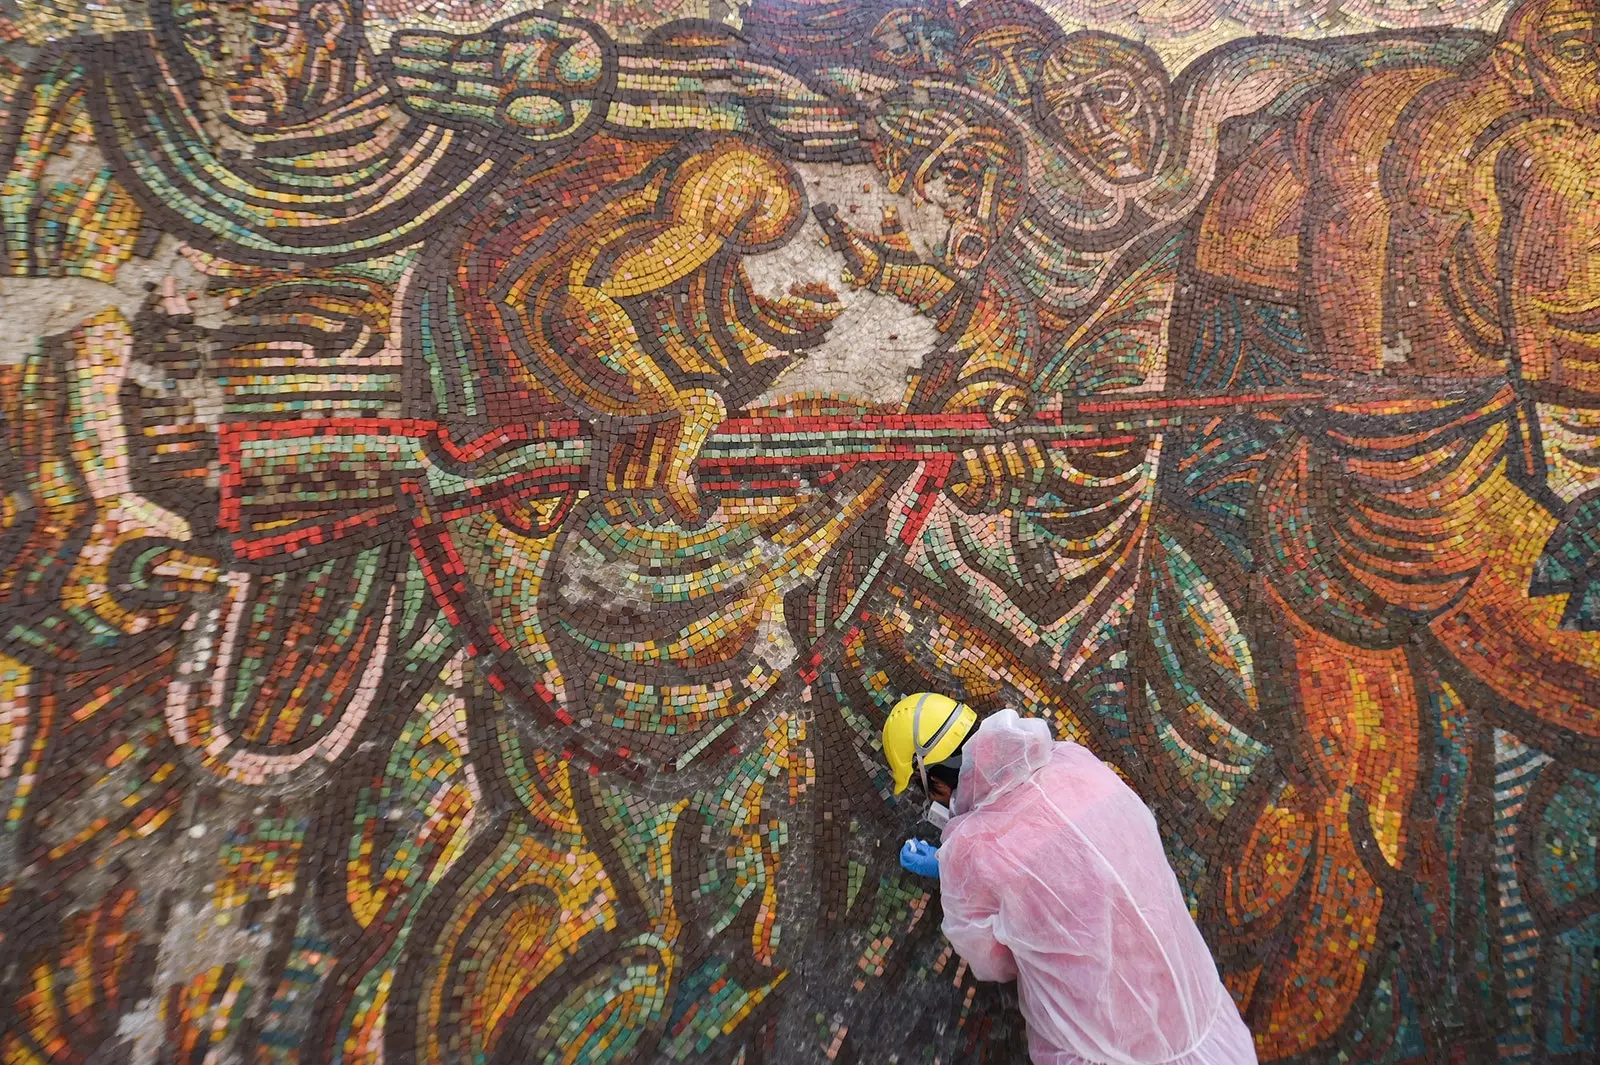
left=900, top=839, right=940, bottom=879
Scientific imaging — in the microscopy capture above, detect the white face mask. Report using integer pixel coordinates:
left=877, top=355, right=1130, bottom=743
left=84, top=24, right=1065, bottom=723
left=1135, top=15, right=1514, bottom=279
left=926, top=801, right=952, bottom=831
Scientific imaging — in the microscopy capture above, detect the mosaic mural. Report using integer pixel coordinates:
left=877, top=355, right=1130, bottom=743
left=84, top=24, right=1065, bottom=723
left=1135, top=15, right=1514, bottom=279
left=0, top=0, right=1597, bottom=1061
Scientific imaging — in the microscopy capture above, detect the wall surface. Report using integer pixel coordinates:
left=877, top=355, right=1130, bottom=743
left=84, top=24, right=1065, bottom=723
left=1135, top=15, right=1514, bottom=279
left=0, top=0, right=1597, bottom=1062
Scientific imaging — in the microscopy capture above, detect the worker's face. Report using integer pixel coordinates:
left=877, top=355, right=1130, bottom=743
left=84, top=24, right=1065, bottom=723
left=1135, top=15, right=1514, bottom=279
left=928, top=777, right=954, bottom=804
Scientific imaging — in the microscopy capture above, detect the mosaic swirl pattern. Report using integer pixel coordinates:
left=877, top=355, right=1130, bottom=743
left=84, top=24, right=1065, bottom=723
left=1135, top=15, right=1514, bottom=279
left=0, top=1, right=1596, bottom=1063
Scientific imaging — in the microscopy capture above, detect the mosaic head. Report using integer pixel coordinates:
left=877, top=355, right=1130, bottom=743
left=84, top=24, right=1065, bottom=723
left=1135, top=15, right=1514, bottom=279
left=868, top=2, right=960, bottom=74
left=1035, top=32, right=1171, bottom=184
left=1497, top=0, right=1600, bottom=117
left=872, top=88, right=1028, bottom=280
left=164, top=0, right=369, bottom=130
left=957, top=0, right=1058, bottom=107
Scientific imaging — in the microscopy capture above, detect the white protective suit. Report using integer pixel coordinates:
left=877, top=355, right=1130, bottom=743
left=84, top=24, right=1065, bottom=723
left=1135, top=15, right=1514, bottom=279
left=939, top=710, right=1257, bottom=1065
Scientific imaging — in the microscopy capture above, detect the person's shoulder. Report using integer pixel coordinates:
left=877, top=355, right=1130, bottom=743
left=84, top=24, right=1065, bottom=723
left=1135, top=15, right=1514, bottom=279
left=1046, top=738, right=1123, bottom=778
left=1036, top=741, right=1146, bottom=806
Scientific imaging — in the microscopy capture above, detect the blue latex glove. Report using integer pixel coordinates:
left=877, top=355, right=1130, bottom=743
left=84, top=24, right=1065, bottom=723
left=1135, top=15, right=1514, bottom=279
left=900, top=839, right=940, bottom=879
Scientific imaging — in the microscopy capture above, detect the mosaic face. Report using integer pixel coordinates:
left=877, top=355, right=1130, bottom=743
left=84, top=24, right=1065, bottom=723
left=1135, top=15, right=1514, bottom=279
left=1510, top=0, right=1600, bottom=116
left=868, top=5, right=960, bottom=72
left=871, top=91, right=1028, bottom=280
left=228, top=0, right=328, bottom=126
left=1036, top=32, right=1170, bottom=182
left=962, top=24, right=1050, bottom=104
left=0, top=1, right=1597, bottom=1064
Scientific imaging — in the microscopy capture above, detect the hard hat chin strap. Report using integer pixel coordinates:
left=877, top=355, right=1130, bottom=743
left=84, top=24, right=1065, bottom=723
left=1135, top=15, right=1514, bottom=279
left=911, top=700, right=966, bottom=801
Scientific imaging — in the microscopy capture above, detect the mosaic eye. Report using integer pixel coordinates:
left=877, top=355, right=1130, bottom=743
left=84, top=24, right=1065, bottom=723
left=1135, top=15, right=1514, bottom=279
left=183, top=23, right=217, bottom=49
left=251, top=21, right=288, bottom=48
left=1096, top=85, right=1132, bottom=108
left=941, top=158, right=974, bottom=182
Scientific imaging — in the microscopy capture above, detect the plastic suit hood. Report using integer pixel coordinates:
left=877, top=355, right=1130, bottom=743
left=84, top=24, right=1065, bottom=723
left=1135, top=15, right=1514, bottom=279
left=940, top=711, right=1256, bottom=1065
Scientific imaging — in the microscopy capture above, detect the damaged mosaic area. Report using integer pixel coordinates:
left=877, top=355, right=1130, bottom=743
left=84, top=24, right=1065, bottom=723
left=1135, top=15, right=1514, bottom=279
left=0, top=0, right=1596, bottom=1062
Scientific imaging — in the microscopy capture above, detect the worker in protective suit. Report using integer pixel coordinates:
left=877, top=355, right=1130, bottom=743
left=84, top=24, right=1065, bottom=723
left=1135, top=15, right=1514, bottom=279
left=883, top=693, right=1258, bottom=1065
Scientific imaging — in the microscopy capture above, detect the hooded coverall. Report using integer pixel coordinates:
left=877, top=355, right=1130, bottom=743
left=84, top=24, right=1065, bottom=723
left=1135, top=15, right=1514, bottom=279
left=939, top=710, right=1258, bottom=1065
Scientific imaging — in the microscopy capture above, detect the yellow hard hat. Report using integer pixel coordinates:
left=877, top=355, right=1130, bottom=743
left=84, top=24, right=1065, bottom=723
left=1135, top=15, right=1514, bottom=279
left=882, top=692, right=978, bottom=795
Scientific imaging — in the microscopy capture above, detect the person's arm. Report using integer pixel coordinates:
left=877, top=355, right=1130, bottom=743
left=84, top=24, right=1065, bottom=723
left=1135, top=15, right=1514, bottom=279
left=938, top=839, right=1019, bottom=983
left=1421, top=131, right=1600, bottom=741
